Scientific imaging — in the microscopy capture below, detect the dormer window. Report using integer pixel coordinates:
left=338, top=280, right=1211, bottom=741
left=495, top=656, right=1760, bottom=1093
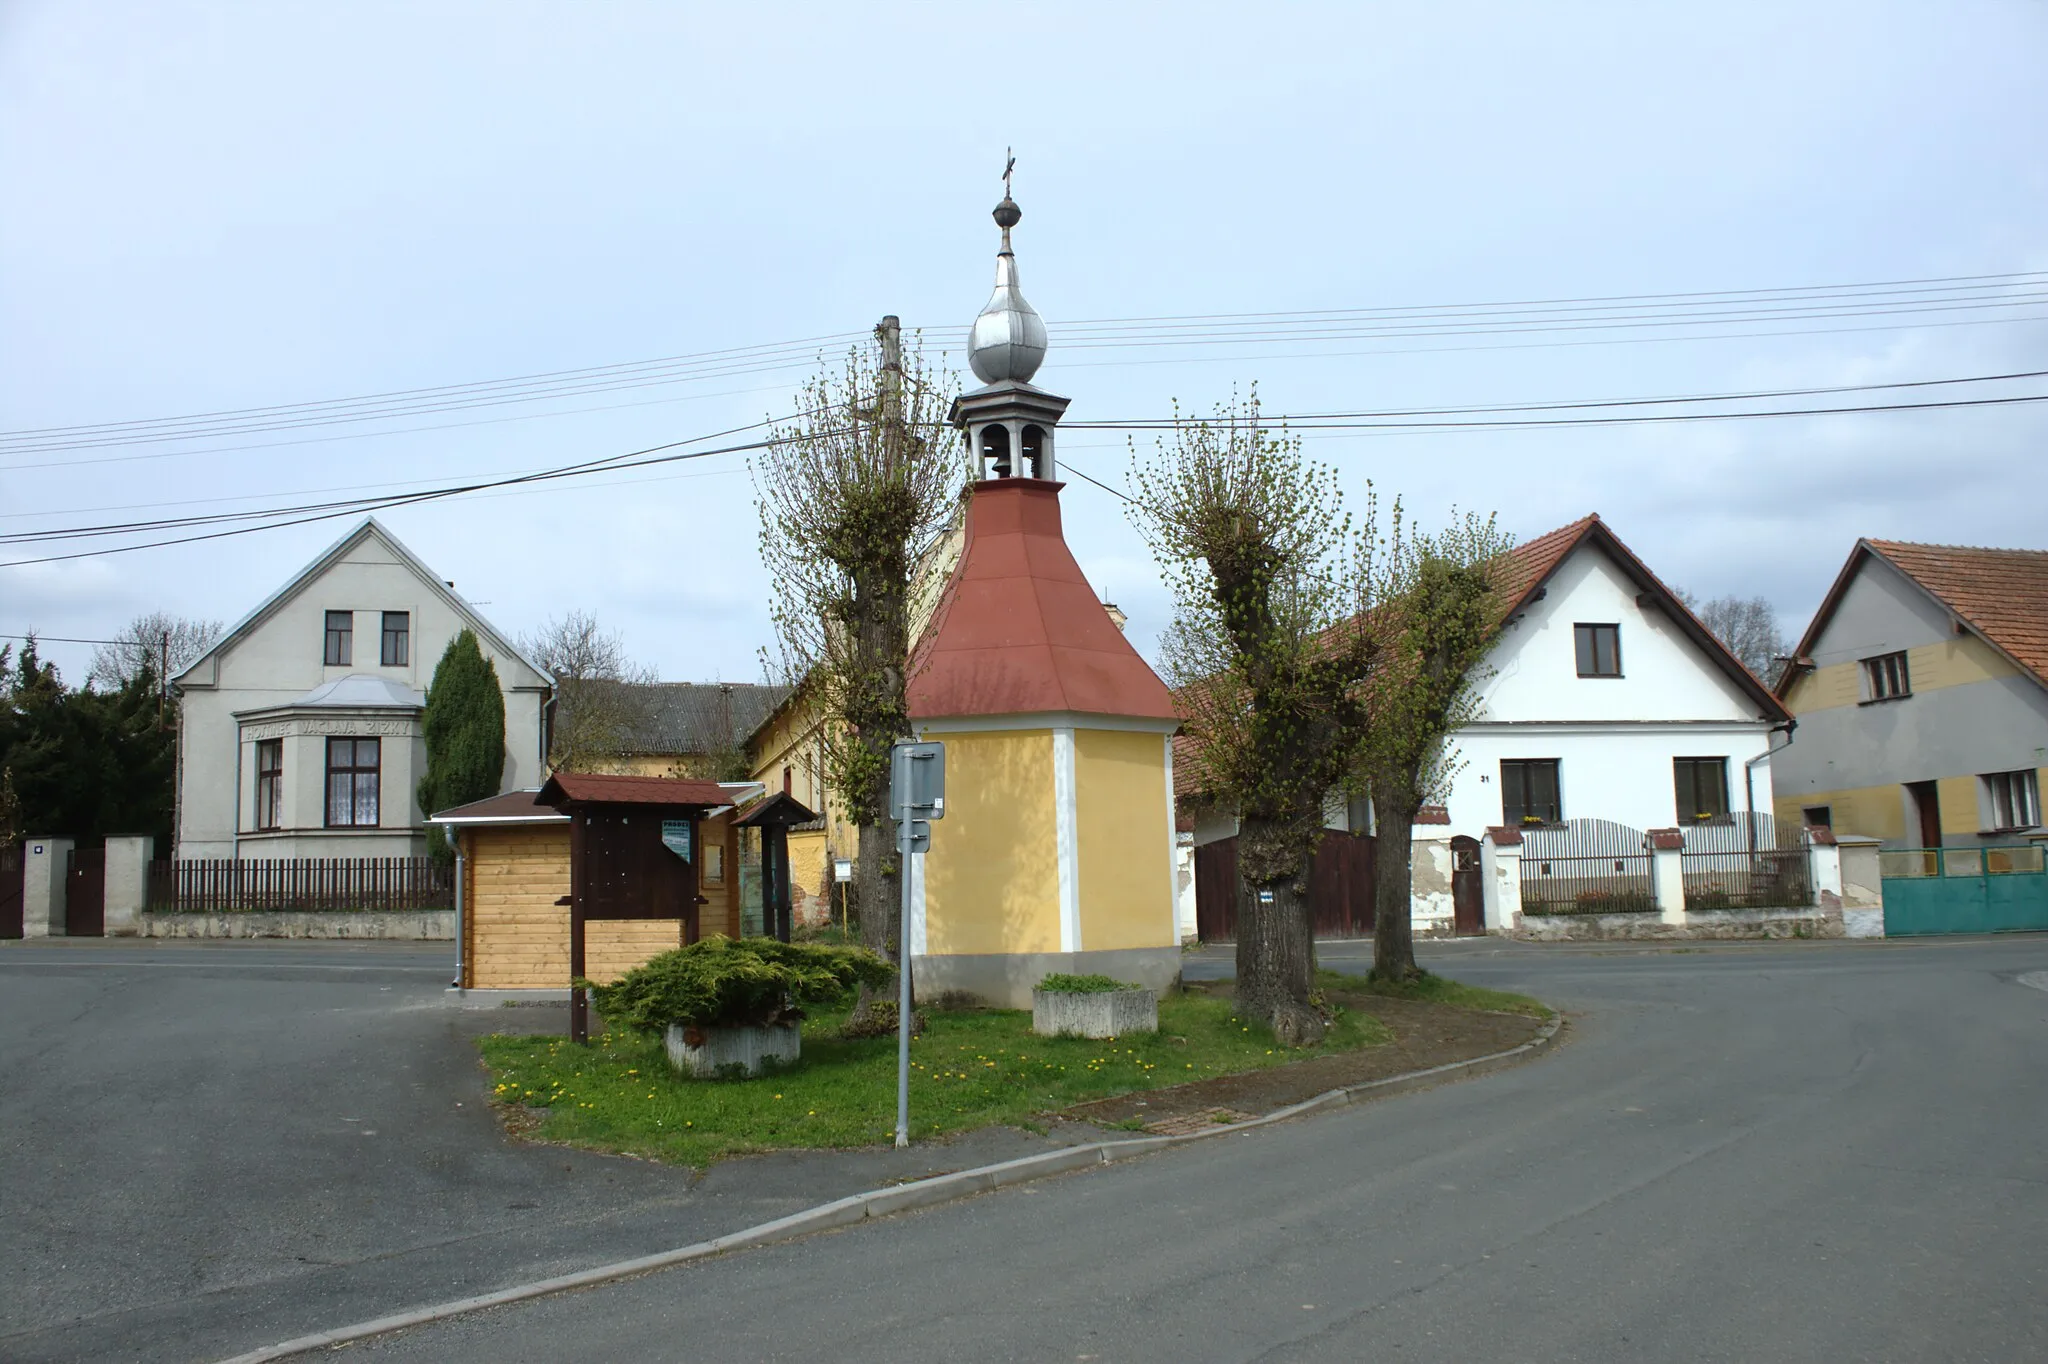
left=324, top=611, right=353, bottom=666
left=1574, top=623, right=1621, bottom=677
left=381, top=612, right=410, bottom=667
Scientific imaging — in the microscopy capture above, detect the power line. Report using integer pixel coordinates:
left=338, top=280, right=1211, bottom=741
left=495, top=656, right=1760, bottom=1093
left=7, top=269, right=2043, bottom=457
left=0, top=633, right=125, bottom=645
left=8, top=365, right=2039, bottom=532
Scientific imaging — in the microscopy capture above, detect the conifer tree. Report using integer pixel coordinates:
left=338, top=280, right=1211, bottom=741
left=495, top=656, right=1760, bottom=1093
left=418, top=630, right=506, bottom=857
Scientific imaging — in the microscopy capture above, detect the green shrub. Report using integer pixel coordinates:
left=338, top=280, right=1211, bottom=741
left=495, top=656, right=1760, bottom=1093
left=583, top=937, right=893, bottom=1033
left=1035, top=972, right=1139, bottom=994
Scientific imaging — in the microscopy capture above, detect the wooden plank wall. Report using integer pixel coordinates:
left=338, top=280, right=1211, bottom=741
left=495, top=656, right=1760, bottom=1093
left=461, top=814, right=741, bottom=989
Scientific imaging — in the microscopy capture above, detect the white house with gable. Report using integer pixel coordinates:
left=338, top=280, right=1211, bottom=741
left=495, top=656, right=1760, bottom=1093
left=1436, top=514, right=1793, bottom=839
left=172, top=518, right=551, bottom=860
left=1180, top=514, right=1795, bottom=938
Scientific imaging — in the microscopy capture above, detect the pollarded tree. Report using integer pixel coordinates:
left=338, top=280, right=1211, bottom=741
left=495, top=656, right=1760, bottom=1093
left=1358, top=502, right=1513, bottom=982
left=417, top=629, right=506, bottom=858
left=1129, top=394, right=1377, bottom=1044
left=754, top=318, right=963, bottom=970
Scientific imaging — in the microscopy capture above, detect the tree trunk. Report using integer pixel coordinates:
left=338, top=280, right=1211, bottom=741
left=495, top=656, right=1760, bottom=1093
left=1233, top=815, right=1325, bottom=1045
left=1371, top=785, right=1422, bottom=983
left=844, top=815, right=902, bottom=1029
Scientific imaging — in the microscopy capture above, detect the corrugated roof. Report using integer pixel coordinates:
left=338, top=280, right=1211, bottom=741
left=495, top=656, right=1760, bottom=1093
left=1862, top=540, right=2048, bottom=686
left=907, top=480, right=1179, bottom=721
left=554, top=680, right=791, bottom=756
left=537, top=772, right=737, bottom=808
left=429, top=789, right=566, bottom=824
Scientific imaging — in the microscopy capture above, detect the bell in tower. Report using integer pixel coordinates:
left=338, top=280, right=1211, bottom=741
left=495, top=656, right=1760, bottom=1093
left=952, top=174, right=1070, bottom=481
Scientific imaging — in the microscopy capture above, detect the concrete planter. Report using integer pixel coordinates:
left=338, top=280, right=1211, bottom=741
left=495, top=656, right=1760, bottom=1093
left=1032, top=987, right=1157, bottom=1039
left=663, top=1022, right=801, bottom=1078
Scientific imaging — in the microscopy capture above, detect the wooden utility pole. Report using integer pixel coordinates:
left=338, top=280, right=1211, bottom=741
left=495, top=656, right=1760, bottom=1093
left=158, top=628, right=170, bottom=727
left=877, top=315, right=904, bottom=470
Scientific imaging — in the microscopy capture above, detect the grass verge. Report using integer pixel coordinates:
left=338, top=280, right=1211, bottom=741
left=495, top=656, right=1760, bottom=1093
left=480, top=991, right=1391, bottom=1168
left=1317, top=968, right=1552, bottom=1019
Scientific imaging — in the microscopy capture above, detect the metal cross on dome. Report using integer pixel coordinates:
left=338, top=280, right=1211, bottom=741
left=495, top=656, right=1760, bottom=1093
left=1002, top=148, right=1015, bottom=195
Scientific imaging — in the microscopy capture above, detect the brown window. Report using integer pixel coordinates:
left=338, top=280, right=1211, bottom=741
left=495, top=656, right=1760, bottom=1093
left=325, top=737, right=380, bottom=827
left=255, top=739, right=283, bottom=831
left=380, top=612, right=409, bottom=667
left=1501, top=759, right=1562, bottom=825
left=324, top=611, right=353, bottom=666
left=1674, top=757, right=1730, bottom=824
left=1862, top=651, right=1910, bottom=701
left=1574, top=623, right=1621, bottom=677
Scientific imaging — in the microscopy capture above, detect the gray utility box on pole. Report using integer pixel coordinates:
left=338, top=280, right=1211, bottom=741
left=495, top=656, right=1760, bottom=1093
left=890, top=739, right=944, bottom=1146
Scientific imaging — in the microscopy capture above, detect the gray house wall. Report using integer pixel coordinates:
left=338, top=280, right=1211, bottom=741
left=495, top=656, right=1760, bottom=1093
left=1774, top=554, right=2048, bottom=847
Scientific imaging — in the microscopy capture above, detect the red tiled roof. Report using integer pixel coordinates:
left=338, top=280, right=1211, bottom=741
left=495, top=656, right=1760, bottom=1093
left=537, top=772, right=736, bottom=809
left=1865, top=539, right=2048, bottom=686
left=908, top=480, right=1179, bottom=722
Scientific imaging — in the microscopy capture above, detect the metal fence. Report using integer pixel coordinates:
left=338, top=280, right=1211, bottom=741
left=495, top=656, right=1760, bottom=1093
left=1520, top=819, right=1657, bottom=915
left=1680, top=814, right=1813, bottom=910
left=147, top=857, right=452, bottom=913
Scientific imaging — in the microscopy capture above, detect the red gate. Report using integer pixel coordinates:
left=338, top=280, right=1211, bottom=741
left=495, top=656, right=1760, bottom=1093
left=65, top=846, right=105, bottom=936
left=1, top=843, right=22, bottom=939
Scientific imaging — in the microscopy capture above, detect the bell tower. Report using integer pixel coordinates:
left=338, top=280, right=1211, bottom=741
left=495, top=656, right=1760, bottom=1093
left=951, top=179, right=1070, bottom=481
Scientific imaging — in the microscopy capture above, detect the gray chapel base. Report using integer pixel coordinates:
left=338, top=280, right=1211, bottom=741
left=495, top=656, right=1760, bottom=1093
left=911, top=947, right=1182, bottom=1011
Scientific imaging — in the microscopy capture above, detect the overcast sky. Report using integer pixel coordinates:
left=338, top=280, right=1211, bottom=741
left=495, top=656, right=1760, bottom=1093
left=4, top=1, right=2044, bottom=687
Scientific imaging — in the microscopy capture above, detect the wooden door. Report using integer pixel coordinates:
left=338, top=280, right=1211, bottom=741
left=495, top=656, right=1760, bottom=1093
left=0, top=843, right=22, bottom=939
left=1194, top=837, right=1238, bottom=942
left=66, top=846, right=105, bottom=936
left=1451, top=835, right=1484, bottom=935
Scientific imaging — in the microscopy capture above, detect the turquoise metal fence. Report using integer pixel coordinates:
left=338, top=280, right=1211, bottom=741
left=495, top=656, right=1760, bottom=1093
left=1877, top=845, right=2048, bottom=936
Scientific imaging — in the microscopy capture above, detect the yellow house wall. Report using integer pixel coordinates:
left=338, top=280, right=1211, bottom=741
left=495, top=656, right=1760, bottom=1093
left=921, top=729, right=1061, bottom=955
left=1785, top=634, right=2023, bottom=716
left=1073, top=729, right=1175, bottom=951
left=1775, top=766, right=2048, bottom=844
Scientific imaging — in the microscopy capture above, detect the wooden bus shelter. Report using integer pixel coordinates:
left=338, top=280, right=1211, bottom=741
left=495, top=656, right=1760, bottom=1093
left=733, top=790, right=818, bottom=944
left=536, top=772, right=736, bottom=1042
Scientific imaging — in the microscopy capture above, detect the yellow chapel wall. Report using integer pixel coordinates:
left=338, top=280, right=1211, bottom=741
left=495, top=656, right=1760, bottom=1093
left=920, top=728, right=1061, bottom=956
left=1073, top=728, right=1176, bottom=952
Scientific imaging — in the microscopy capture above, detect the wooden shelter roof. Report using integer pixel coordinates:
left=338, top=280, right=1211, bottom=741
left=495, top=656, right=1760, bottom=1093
left=537, top=772, right=736, bottom=810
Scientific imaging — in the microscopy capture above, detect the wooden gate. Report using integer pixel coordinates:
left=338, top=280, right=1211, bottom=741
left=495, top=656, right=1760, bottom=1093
left=1194, top=832, right=1377, bottom=942
left=65, top=845, right=105, bottom=937
left=1, top=843, right=22, bottom=939
left=1451, top=835, right=1484, bottom=935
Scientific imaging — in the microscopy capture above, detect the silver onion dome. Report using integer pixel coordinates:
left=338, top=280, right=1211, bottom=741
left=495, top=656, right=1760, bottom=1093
left=967, top=195, right=1048, bottom=384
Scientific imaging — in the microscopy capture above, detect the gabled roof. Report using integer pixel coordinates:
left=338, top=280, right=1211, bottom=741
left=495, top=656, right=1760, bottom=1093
left=173, top=517, right=543, bottom=690
left=907, top=479, right=1178, bottom=722
left=1488, top=514, right=1790, bottom=721
left=558, top=680, right=791, bottom=757
left=1781, top=538, right=2048, bottom=695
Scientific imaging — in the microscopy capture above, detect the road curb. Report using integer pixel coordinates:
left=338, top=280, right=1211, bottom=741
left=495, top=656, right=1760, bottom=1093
left=216, top=1011, right=1561, bottom=1363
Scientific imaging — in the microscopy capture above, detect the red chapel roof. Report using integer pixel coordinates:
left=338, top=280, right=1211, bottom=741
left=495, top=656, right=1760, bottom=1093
left=908, top=479, right=1179, bottom=722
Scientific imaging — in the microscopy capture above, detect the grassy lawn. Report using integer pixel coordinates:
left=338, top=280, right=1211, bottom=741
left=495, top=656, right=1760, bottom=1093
left=480, top=991, right=1391, bottom=1168
left=1316, top=968, right=1552, bottom=1019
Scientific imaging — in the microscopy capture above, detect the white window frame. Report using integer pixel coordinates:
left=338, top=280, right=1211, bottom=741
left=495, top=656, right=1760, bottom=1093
left=1981, top=769, right=2040, bottom=831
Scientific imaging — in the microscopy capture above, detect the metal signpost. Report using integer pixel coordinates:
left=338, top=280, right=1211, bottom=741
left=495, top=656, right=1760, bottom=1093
left=890, top=741, right=945, bottom=1147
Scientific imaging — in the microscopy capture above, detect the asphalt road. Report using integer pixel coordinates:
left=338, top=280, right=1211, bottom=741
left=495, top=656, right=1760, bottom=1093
left=0, top=939, right=1070, bottom=1363
left=343, top=937, right=2048, bottom=1363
